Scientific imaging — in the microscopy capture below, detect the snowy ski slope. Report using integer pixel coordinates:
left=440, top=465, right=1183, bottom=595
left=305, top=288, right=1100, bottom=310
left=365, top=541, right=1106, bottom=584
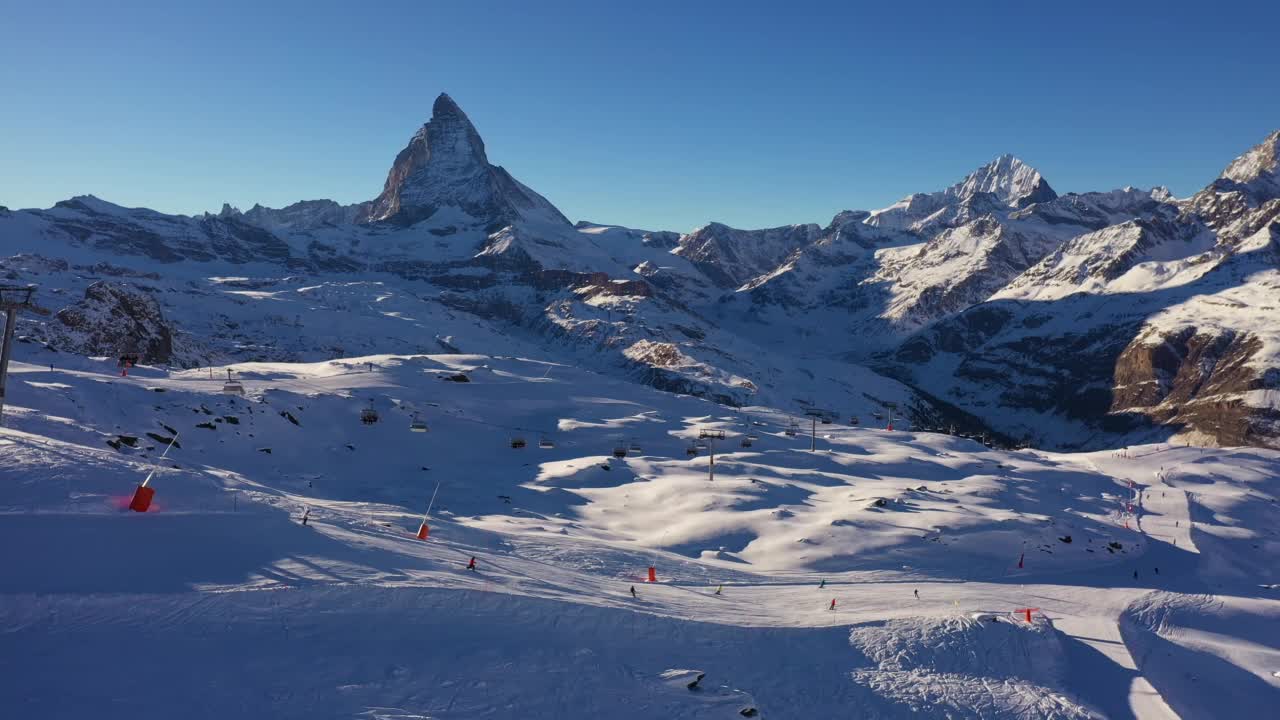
left=2, top=345, right=1277, bottom=718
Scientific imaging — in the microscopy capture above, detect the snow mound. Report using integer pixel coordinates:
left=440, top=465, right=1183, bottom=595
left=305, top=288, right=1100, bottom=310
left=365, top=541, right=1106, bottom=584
left=846, top=615, right=1097, bottom=719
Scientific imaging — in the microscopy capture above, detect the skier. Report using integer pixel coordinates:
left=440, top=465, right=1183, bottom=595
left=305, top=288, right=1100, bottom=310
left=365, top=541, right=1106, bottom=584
left=829, top=598, right=836, bottom=611
left=630, top=585, right=637, bottom=599
left=466, top=557, right=477, bottom=571
left=818, top=579, right=826, bottom=589
left=301, top=508, right=311, bottom=526
left=714, top=584, right=722, bottom=596
left=914, top=589, right=919, bottom=600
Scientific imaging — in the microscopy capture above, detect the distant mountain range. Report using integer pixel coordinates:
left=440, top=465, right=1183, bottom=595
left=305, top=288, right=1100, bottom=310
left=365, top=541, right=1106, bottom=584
left=2, top=93, right=1276, bottom=450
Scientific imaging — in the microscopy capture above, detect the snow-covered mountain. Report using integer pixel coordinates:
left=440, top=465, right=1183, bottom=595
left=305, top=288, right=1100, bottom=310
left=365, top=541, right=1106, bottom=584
left=2, top=93, right=1278, bottom=450
left=883, top=136, right=1280, bottom=449
left=5, top=95, right=1280, bottom=717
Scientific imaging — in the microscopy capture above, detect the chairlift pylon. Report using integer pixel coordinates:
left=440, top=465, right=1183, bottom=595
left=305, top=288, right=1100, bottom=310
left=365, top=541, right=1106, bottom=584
left=221, top=369, right=245, bottom=395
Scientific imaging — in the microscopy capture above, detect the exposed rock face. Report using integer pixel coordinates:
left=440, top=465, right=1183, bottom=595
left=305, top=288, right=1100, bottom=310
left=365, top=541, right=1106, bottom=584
left=1113, top=327, right=1280, bottom=447
left=358, top=93, right=569, bottom=227
left=673, top=222, right=821, bottom=288
left=238, top=199, right=368, bottom=231
left=43, top=281, right=197, bottom=365
left=1187, top=130, right=1280, bottom=233
left=23, top=196, right=297, bottom=266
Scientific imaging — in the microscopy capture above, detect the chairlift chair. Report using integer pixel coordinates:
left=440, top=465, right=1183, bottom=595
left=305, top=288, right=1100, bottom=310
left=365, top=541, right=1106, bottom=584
left=685, top=443, right=699, bottom=457
left=511, top=437, right=527, bottom=449
left=360, top=402, right=379, bottom=425
left=784, top=420, right=798, bottom=437
left=612, top=446, right=628, bottom=459
left=740, top=436, right=753, bottom=448
left=409, top=413, right=429, bottom=432
left=629, top=440, right=642, bottom=454
left=538, top=436, right=555, bottom=449
left=850, top=416, right=860, bottom=426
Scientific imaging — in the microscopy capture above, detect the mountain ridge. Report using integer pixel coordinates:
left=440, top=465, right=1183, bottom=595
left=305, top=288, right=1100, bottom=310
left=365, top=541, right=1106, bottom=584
left=2, top=93, right=1277, bottom=450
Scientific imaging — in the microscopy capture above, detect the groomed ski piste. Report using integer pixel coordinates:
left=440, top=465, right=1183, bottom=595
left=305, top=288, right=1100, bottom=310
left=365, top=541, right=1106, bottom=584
left=2, top=348, right=1278, bottom=718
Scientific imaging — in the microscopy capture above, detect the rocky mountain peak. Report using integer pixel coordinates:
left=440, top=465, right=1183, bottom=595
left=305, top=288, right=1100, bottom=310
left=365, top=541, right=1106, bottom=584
left=1188, top=129, right=1280, bottom=232
left=947, top=154, right=1057, bottom=208
left=1220, top=129, right=1280, bottom=190
left=359, top=93, right=567, bottom=228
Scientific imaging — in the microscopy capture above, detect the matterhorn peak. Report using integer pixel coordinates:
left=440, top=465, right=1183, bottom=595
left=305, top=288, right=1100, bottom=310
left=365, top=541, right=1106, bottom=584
left=358, top=93, right=566, bottom=227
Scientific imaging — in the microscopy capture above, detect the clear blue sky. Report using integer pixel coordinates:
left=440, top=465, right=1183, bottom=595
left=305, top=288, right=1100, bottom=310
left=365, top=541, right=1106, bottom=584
left=2, top=0, right=1277, bottom=231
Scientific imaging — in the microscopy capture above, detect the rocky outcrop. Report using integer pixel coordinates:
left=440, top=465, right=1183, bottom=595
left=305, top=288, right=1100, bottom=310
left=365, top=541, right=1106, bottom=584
left=1114, top=327, right=1279, bottom=447
left=41, top=281, right=202, bottom=366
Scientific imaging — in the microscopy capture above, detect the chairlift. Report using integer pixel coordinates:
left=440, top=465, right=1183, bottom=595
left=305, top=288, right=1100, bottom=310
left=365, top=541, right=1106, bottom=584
left=784, top=420, right=798, bottom=437
left=538, top=436, right=555, bottom=449
left=409, top=413, right=429, bottom=432
left=221, top=369, right=245, bottom=395
left=511, top=437, right=527, bottom=449
left=360, top=401, right=379, bottom=425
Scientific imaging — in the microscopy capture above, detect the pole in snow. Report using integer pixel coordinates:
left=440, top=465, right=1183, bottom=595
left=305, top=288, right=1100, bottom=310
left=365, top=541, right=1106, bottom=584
left=416, top=480, right=442, bottom=540
left=129, top=432, right=180, bottom=512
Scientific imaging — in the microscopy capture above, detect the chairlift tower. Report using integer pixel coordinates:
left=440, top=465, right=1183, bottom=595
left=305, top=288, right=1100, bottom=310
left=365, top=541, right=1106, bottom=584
left=0, top=285, right=48, bottom=426
left=803, top=408, right=830, bottom=452
left=697, top=428, right=726, bottom=481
